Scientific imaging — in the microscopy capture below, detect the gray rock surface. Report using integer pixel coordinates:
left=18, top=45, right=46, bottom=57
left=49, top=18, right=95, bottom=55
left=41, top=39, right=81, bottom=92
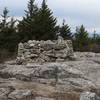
left=80, top=92, right=98, bottom=100
left=8, top=90, right=33, bottom=100
left=0, top=61, right=98, bottom=93
left=1, top=52, right=100, bottom=99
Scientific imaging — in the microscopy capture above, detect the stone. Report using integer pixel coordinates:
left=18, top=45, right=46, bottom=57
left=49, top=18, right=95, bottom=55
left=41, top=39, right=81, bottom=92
left=24, top=42, right=30, bottom=49
left=18, top=42, right=24, bottom=50
left=16, top=56, right=25, bottom=65
left=86, top=52, right=96, bottom=58
left=67, top=54, right=78, bottom=61
left=80, top=92, right=98, bottom=100
left=30, top=54, right=38, bottom=58
left=8, top=90, right=33, bottom=100
left=0, top=88, right=10, bottom=97
left=57, top=36, right=64, bottom=44
left=18, top=42, right=24, bottom=57
left=54, top=49, right=68, bottom=58
left=34, top=97, right=55, bottom=100
left=29, top=43, right=35, bottom=47
left=56, top=58, right=65, bottom=62
left=0, top=87, right=15, bottom=100
left=28, top=40, right=33, bottom=44
left=16, top=38, right=74, bottom=64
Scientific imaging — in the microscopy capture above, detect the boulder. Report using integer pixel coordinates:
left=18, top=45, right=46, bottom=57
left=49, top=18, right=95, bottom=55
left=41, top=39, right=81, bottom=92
left=8, top=90, right=33, bottom=100
left=80, top=92, right=98, bottom=100
left=0, top=87, right=15, bottom=100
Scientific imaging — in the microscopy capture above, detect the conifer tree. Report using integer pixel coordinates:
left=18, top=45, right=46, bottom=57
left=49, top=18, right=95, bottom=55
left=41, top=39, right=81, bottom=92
left=25, top=0, right=38, bottom=17
left=18, top=0, right=38, bottom=41
left=91, top=30, right=100, bottom=44
left=36, top=0, right=57, bottom=40
left=59, top=19, right=72, bottom=40
left=18, top=0, right=58, bottom=41
left=74, top=25, right=89, bottom=50
left=0, top=8, right=17, bottom=51
left=1, top=8, right=9, bottom=27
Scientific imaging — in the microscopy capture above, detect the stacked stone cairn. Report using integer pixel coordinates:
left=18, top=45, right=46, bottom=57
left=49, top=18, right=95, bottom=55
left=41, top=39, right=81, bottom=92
left=16, top=36, right=74, bottom=64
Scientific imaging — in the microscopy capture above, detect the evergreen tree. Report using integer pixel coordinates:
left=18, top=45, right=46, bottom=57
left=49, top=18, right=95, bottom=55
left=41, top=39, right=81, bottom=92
left=36, top=0, right=57, bottom=40
left=90, top=30, right=100, bottom=44
left=59, top=19, right=72, bottom=40
left=1, top=8, right=9, bottom=27
left=18, top=0, right=57, bottom=41
left=0, top=8, right=17, bottom=52
left=18, top=0, right=39, bottom=41
left=92, top=33, right=100, bottom=44
left=25, top=0, right=38, bottom=17
left=74, top=25, right=89, bottom=50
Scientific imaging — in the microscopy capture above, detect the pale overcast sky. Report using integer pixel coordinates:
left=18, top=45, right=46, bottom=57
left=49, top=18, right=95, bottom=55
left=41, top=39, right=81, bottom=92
left=0, top=0, right=100, bottom=33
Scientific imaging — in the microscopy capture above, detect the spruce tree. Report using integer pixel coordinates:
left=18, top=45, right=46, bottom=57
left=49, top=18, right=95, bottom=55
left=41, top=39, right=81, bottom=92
left=91, top=30, right=100, bottom=44
left=92, top=33, right=100, bottom=44
left=1, top=8, right=9, bottom=27
left=0, top=8, right=17, bottom=52
left=18, top=0, right=57, bottom=41
left=36, top=0, right=57, bottom=40
left=25, top=0, right=38, bottom=17
left=74, top=25, right=89, bottom=50
left=18, top=0, right=38, bottom=41
left=59, top=19, right=72, bottom=40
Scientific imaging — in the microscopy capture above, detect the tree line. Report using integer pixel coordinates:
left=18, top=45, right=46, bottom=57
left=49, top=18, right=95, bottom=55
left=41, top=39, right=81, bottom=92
left=0, top=0, right=100, bottom=58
